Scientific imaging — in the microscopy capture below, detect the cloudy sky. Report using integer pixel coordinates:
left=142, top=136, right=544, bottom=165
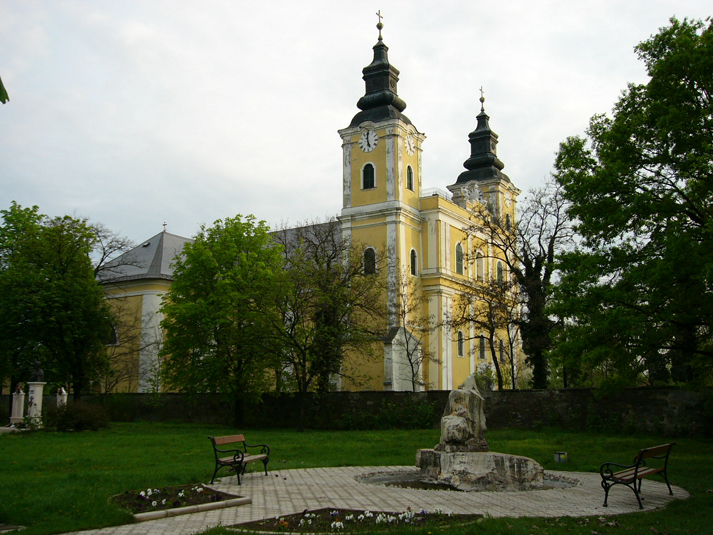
left=1, top=0, right=709, bottom=244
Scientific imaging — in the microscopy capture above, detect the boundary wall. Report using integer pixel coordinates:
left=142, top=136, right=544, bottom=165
left=2, top=386, right=710, bottom=437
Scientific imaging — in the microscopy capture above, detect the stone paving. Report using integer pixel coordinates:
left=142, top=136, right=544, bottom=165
left=69, top=466, right=688, bottom=535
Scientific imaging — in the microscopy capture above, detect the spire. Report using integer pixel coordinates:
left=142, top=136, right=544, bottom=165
left=349, top=13, right=410, bottom=127
left=454, top=90, right=510, bottom=185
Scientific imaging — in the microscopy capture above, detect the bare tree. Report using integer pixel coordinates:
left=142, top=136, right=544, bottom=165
left=452, top=277, right=516, bottom=390
left=91, top=222, right=139, bottom=280
left=387, top=268, right=435, bottom=391
left=101, top=298, right=164, bottom=393
left=467, top=177, right=574, bottom=389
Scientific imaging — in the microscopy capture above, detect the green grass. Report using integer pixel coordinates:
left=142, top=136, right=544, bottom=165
left=0, top=424, right=711, bottom=535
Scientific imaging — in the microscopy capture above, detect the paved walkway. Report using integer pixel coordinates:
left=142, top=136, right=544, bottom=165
left=70, top=466, right=688, bottom=535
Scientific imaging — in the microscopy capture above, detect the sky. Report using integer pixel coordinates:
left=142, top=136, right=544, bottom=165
left=1, top=0, right=710, bottom=244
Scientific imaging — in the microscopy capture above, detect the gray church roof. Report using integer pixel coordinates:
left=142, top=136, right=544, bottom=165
left=98, top=230, right=193, bottom=283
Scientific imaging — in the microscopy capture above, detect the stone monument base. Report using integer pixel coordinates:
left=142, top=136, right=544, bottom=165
left=416, top=449, right=544, bottom=492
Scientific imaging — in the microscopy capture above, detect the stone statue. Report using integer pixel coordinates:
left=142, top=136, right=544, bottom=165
left=29, top=360, right=44, bottom=382
left=435, top=374, right=488, bottom=453
left=416, top=373, right=543, bottom=491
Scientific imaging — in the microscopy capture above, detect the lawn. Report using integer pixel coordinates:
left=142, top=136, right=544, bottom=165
left=0, top=423, right=711, bottom=535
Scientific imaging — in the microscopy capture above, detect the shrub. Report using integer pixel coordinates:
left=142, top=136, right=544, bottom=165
left=45, top=402, right=110, bottom=431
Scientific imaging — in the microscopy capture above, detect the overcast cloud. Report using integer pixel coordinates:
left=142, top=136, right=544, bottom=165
left=1, top=0, right=709, bottom=243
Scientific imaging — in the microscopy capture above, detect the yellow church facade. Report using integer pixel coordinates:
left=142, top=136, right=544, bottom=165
left=99, top=23, right=524, bottom=394
left=338, top=25, right=522, bottom=391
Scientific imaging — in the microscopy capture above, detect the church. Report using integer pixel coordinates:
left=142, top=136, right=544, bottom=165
left=101, top=20, right=523, bottom=393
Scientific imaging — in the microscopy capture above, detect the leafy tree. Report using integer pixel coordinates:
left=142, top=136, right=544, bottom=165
left=551, top=18, right=713, bottom=388
left=0, top=202, right=114, bottom=399
left=0, top=75, right=8, bottom=104
left=271, top=219, right=386, bottom=429
left=159, top=215, right=283, bottom=426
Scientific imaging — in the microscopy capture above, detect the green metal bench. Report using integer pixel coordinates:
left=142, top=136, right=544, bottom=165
left=600, top=443, right=675, bottom=509
left=208, top=434, right=270, bottom=485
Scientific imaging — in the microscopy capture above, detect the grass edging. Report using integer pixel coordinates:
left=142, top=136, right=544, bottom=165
left=133, top=497, right=252, bottom=522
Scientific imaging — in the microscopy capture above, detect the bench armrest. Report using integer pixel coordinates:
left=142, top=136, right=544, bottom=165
left=600, top=461, right=636, bottom=479
left=244, top=442, right=270, bottom=456
left=212, top=446, right=246, bottom=462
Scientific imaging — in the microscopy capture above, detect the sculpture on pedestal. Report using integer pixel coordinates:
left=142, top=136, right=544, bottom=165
left=417, top=374, right=544, bottom=491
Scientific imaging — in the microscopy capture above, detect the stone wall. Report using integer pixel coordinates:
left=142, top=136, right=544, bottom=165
left=482, top=387, right=711, bottom=437
left=2, top=386, right=710, bottom=436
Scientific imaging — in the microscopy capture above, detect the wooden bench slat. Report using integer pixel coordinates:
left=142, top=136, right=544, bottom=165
left=213, top=434, right=245, bottom=446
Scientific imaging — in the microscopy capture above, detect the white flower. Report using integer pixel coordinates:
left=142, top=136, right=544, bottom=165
left=153, top=489, right=160, bottom=494
left=196, top=487, right=203, bottom=493
left=331, top=521, right=344, bottom=530
left=178, top=491, right=185, bottom=498
left=151, top=501, right=157, bottom=507
left=345, top=515, right=354, bottom=521
left=162, top=499, right=166, bottom=505
left=357, top=515, right=365, bottom=522
left=147, top=489, right=152, bottom=497
left=139, top=491, right=146, bottom=497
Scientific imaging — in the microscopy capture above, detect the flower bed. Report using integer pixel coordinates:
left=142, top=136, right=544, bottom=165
left=111, top=484, right=238, bottom=514
left=234, top=507, right=481, bottom=533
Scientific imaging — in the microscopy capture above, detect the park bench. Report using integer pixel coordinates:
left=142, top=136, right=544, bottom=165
left=208, top=434, right=270, bottom=485
left=600, top=443, right=675, bottom=509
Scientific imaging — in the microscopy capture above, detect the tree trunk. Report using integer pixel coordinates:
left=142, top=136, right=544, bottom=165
left=72, top=379, right=83, bottom=401
left=232, top=394, right=244, bottom=428
left=489, top=335, right=504, bottom=390
left=296, top=390, right=306, bottom=432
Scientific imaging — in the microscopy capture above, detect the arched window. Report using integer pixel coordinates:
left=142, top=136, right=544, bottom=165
left=499, top=339, right=506, bottom=363
left=363, top=247, right=376, bottom=275
left=406, top=166, right=414, bottom=191
left=476, top=252, right=484, bottom=281
left=505, top=213, right=512, bottom=232
left=479, top=335, right=486, bottom=360
left=455, top=243, right=464, bottom=275
left=410, top=249, right=418, bottom=276
left=362, top=163, right=375, bottom=189
left=497, top=261, right=504, bottom=284
left=457, top=331, right=464, bottom=357
left=106, top=325, right=119, bottom=346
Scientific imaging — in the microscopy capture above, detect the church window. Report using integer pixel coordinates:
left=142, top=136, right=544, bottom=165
left=499, top=339, right=506, bottom=363
left=106, top=325, right=119, bottom=346
left=363, top=247, right=376, bottom=275
left=406, top=165, right=414, bottom=191
left=479, top=335, right=486, bottom=360
left=505, top=213, right=512, bottom=232
left=362, top=163, right=375, bottom=189
left=410, top=249, right=418, bottom=276
left=476, top=252, right=484, bottom=281
left=455, top=243, right=464, bottom=275
left=497, top=261, right=504, bottom=284
left=457, top=331, right=464, bottom=357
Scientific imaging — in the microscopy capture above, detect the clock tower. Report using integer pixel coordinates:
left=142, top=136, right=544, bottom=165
left=338, top=17, right=426, bottom=390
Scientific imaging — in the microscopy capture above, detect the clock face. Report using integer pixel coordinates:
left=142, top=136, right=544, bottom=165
left=359, top=130, right=379, bottom=152
left=405, top=134, right=415, bottom=156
